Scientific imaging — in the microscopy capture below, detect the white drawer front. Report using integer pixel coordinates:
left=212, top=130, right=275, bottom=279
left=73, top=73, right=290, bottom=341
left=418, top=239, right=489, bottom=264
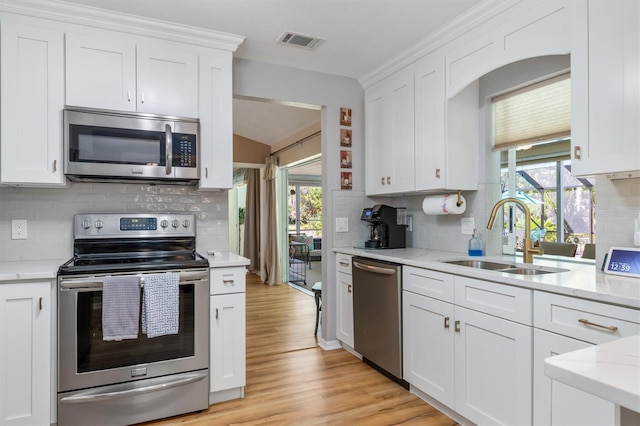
left=403, top=266, right=454, bottom=303
left=534, top=291, right=640, bottom=344
left=336, top=254, right=352, bottom=275
left=210, top=267, right=246, bottom=295
left=454, top=276, right=532, bottom=325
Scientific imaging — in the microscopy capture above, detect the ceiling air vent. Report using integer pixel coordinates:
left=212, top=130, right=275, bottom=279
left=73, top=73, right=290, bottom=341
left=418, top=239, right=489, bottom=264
left=278, top=31, right=325, bottom=50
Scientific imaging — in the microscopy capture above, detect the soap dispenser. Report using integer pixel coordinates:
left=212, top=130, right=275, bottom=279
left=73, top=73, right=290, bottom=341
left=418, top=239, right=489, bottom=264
left=468, top=229, right=484, bottom=256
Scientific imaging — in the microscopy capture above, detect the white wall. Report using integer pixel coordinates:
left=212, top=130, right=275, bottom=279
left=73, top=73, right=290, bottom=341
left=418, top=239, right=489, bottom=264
left=233, top=58, right=365, bottom=345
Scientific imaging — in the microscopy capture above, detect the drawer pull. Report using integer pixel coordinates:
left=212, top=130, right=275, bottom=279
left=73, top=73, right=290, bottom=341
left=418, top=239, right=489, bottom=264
left=444, top=317, right=450, bottom=329
left=578, top=318, right=618, bottom=333
left=339, top=262, right=350, bottom=267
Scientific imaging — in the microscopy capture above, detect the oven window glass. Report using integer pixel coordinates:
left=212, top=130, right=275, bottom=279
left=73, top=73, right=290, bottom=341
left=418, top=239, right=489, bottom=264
left=76, top=285, right=194, bottom=373
left=70, top=125, right=165, bottom=165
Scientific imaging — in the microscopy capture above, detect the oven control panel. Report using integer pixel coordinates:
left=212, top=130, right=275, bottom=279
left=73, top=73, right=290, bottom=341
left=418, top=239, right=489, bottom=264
left=74, top=213, right=195, bottom=238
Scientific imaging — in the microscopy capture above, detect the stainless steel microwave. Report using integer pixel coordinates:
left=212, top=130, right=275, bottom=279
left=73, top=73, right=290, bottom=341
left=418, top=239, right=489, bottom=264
left=64, top=107, right=200, bottom=184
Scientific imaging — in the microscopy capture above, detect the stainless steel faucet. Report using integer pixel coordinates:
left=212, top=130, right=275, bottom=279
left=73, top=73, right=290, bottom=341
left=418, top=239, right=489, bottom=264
left=487, top=197, right=541, bottom=264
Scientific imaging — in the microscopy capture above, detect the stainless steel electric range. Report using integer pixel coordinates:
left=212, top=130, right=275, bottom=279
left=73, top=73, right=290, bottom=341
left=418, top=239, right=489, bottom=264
left=57, top=213, right=209, bottom=426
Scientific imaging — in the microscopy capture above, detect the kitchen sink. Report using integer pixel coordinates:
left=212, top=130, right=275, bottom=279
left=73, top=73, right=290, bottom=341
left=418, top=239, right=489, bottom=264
left=441, top=259, right=568, bottom=275
left=500, top=267, right=555, bottom=275
left=442, top=260, right=515, bottom=270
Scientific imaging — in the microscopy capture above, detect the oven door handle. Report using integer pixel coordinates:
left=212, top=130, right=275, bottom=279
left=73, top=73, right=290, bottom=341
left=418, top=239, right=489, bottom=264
left=60, top=271, right=208, bottom=290
left=59, top=371, right=207, bottom=404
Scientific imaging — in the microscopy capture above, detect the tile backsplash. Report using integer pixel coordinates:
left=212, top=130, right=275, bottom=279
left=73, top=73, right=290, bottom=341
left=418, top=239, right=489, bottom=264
left=0, top=182, right=229, bottom=262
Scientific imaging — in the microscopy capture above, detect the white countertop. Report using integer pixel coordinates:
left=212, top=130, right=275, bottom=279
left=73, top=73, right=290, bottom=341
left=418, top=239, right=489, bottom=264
left=0, top=259, right=68, bottom=282
left=544, top=335, right=640, bottom=413
left=0, top=252, right=249, bottom=283
left=333, top=247, right=640, bottom=309
left=203, top=251, right=250, bottom=268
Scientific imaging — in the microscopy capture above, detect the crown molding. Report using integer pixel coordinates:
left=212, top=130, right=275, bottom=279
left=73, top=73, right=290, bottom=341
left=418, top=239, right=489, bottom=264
left=358, top=0, right=523, bottom=88
left=0, top=0, right=245, bottom=52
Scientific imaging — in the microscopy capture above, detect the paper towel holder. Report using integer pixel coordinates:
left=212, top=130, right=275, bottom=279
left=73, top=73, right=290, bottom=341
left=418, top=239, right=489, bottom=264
left=456, top=191, right=463, bottom=207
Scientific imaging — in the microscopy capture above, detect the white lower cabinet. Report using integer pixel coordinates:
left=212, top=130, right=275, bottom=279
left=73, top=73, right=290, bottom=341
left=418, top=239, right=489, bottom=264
left=402, top=269, right=532, bottom=426
left=335, top=254, right=353, bottom=347
left=454, top=305, right=532, bottom=426
left=533, top=291, right=640, bottom=425
left=209, top=267, right=246, bottom=402
left=533, top=329, right=614, bottom=426
left=0, top=281, right=51, bottom=426
left=403, top=290, right=455, bottom=407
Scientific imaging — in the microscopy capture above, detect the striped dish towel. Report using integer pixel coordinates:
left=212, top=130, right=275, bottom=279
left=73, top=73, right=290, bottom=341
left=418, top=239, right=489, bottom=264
left=102, top=276, right=140, bottom=341
left=142, top=272, right=179, bottom=338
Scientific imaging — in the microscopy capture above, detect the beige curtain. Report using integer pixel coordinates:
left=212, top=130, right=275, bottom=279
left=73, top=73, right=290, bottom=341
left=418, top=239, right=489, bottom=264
left=242, top=169, right=260, bottom=273
left=262, top=156, right=281, bottom=285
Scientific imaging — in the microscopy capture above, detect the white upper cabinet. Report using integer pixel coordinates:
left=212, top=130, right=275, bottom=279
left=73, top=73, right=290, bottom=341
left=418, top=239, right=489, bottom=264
left=1, top=21, right=66, bottom=186
left=136, top=43, right=199, bottom=117
left=65, top=34, right=136, bottom=112
left=198, top=51, right=233, bottom=190
left=414, top=53, right=478, bottom=192
left=365, top=66, right=415, bottom=196
left=571, top=0, right=640, bottom=177
left=66, top=33, right=199, bottom=118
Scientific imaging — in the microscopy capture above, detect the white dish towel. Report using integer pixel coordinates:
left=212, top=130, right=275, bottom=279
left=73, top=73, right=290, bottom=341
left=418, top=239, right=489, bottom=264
left=102, top=276, right=140, bottom=341
left=142, top=272, right=179, bottom=338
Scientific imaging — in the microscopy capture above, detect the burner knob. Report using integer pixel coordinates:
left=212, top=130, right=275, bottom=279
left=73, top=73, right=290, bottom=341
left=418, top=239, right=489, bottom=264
left=95, top=220, right=104, bottom=229
left=171, top=219, right=180, bottom=229
left=182, top=219, right=190, bottom=228
left=160, top=219, right=169, bottom=229
left=81, top=219, right=92, bottom=230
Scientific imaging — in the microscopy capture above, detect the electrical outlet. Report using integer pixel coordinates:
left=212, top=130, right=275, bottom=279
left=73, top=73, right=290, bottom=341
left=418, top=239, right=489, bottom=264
left=11, top=219, right=27, bottom=240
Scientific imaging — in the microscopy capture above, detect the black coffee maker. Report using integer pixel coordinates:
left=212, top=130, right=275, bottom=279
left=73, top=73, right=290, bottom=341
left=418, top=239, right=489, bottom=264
left=361, top=204, right=407, bottom=249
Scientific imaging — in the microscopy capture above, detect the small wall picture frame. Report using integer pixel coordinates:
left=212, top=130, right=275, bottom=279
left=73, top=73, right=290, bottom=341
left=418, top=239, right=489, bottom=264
left=340, top=129, right=352, bottom=147
left=340, top=107, right=352, bottom=126
left=340, top=150, right=352, bottom=169
left=341, top=171, right=352, bottom=190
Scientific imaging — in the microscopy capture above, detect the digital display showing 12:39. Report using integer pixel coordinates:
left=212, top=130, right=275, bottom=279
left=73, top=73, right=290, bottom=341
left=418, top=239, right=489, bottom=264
left=605, top=248, right=640, bottom=277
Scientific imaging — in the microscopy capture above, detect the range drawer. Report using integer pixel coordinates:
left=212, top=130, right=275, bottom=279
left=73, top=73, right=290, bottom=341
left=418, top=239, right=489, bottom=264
left=210, top=267, right=246, bottom=295
left=336, top=253, right=352, bottom=275
left=454, top=276, right=532, bottom=325
left=534, top=291, right=640, bottom=344
left=403, top=266, right=454, bottom=303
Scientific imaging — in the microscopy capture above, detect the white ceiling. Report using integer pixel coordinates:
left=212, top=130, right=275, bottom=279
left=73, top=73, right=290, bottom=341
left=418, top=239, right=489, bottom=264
left=59, top=0, right=484, bottom=147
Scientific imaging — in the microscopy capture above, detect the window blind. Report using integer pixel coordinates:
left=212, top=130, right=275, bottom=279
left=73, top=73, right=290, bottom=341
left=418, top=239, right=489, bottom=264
left=493, top=73, right=570, bottom=151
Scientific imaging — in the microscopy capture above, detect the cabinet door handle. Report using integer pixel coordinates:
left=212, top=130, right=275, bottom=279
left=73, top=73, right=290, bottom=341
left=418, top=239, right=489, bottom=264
left=574, top=145, right=581, bottom=160
left=52, top=160, right=57, bottom=173
left=206, top=167, right=209, bottom=179
left=578, top=318, right=618, bottom=333
left=386, top=176, right=391, bottom=185
left=141, top=92, right=145, bottom=104
left=38, top=297, right=43, bottom=311
left=215, top=308, right=219, bottom=320
left=381, top=177, right=385, bottom=185
left=127, top=90, right=131, bottom=102
left=435, top=168, right=441, bottom=179
left=454, top=320, right=460, bottom=333
left=347, top=284, right=352, bottom=293
left=444, top=317, right=450, bottom=329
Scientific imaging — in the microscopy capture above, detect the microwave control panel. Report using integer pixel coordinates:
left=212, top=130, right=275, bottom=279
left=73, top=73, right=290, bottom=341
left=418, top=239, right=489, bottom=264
left=174, top=134, right=197, bottom=168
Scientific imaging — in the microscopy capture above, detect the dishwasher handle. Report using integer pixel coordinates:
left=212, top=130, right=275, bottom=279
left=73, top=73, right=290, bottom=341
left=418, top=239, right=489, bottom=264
left=353, top=260, right=396, bottom=275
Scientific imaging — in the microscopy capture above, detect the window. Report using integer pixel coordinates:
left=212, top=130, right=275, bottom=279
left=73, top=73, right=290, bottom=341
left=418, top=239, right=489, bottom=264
left=494, top=74, right=595, bottom=257
left=288, top=185, right=322, bottom=237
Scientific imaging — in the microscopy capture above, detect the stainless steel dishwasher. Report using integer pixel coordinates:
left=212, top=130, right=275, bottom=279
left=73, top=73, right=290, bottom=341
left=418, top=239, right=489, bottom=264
left=352, top=257, right=405, bottom=386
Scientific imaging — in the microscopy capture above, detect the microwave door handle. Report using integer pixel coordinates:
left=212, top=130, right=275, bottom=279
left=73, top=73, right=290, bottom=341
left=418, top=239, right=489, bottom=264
left=165, top=123, right=173, bottom=175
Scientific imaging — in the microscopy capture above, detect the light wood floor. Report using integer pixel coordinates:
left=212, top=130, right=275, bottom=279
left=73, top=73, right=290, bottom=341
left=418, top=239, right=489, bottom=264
left=144, top=273, right=457, bottom=426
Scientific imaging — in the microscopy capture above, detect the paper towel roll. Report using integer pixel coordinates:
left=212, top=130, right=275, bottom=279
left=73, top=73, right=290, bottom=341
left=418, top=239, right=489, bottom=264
left=422, top=194, right=466, bottom=215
